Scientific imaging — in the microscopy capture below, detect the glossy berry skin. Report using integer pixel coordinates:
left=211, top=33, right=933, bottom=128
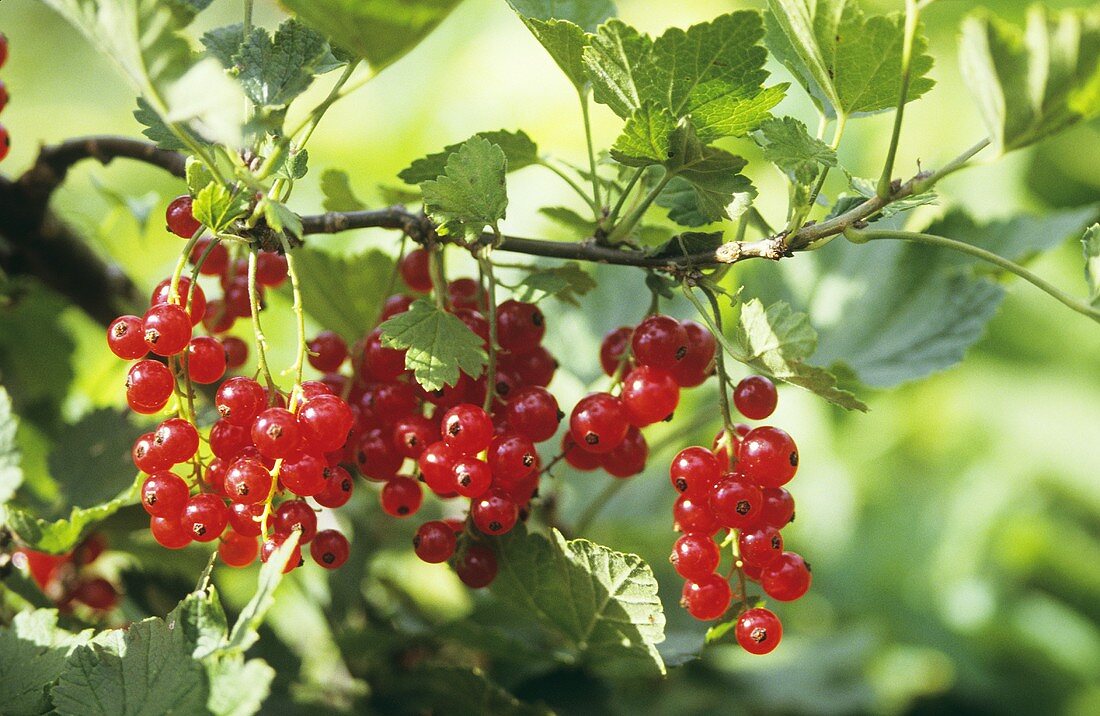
left=399, top=248, right=433, bottom=293
left=506, top=345, right=557, bottom=388
left=107, top=315, right=148, bottom=359
left=671, top=533, right=721, bottom=580
left=181, top=494, right=229, bottom=542
left=186, top=336, right=227, bottom=384
left=315, top=466, right=354, bottom=508
left=255, top=251, right=288, bottom=287
left=380, top=476, right=423, bottom=517
left=392, top=415, right=435, bottom=459
left=736, top=608, right=782, bottom=655
left=440, top=403, right=494, bottom=455
left=739, top=427, right=799, bottom=488
left=209, top=420, right=251, bottom=460
left=150, top=516, right=192, bottom=549
left=673, top=494, right=720, bottom=536
left=472, top=490, right=519, bottom=535
left=222, top=336, right=248, bottom=368
left=710, top=476, right=763, bottom=530
left=364, top=328, right=406, bottom=381
left=307, top=330, right=348, bottom=372
left=218, top=531, right=259, bottom=568
left=311, top=530, right=350, bottom=569
left=452, top=456, right=493, bottom=498
left=413, top=521, right=457, bottom=563
left=190, top=237, right=228, bottom=275
left=418, top=441, right=460, bottom=496
left=251, top=408, right=301, bottom=460
left=165, top=195, right=201, bottom=238
left=734, top=375, right=778, bottom=420
left=0, top=81, right=7, bottom=115
left=621, top=366, right=679, bottom=427
left=355, top=429, right=403, bottom=481
left=738, top=526, right=783, bottom=568
left=126, top=359, right=175, bottom=412
left=504, top=387, right=561, bottom=443
left=132, top=432, right=171, bottom=473
left=297, top=395, right=353, bottom=453
left=216, top=377, right=266, bottom=426
left=601, top=426, right=648, bottom=478
left=599, top=326, right=634, bottom=376
left=151, top=277, right=207, bottom=326
left=204, top=458, right=228, bottom=495
left=154, top=418, right=199, bottom=464
left=631, top=315, right=688, bottom=370
left=279, top=452, right=327, bottom=497
left=569, top=393, right=629, bottom=454
left=487, top=433, right=539, bottom=485
left=273, top=500, right=318, bottom=543
left=261, top=535, right=303, bottom=573
left=0, top=35, right=7, bottom=70
left=761, top=551, right=812, bottom=601
left=224, top=459, right=272, bottom=504
left=72, top=577, right=119, bottom=611
left=670, top=446, right=720, bottom=496
left=562, top=432, right=602, bottom=471
left=759, top=487, right=795, bottom=529
left=456, top=545, right=498, bottom=588
left=681, top=574, right=732, bottom=621
left=141, top=471, right=189, bottom=518
left=669, top=320, right=716, bottom=387
left=496, top=300, right=545, bottom=354
left=228, top=502, right=264, bottom=537
left=142, top=303, right=192, bottom=356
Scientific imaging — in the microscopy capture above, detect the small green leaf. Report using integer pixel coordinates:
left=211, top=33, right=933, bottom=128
left=506, top=0, right=614, bottom=32
left=419, top=136, right=508, bottom=239
left=960, top=6, right=1100, bottom=154
left=1083, top=224, right=1100, bottom=305
left=399, top=130, right=538, bottom=185
left=848, top=174, right=936, bottom=218
left=133, top=97, right=193, bottom=151
left=490, top=525, right=666, bottom=677
left=200, top=23, right=243, bottom=67
left=515, top=263, right=596, bottom=306
left=193, top=182, right=250, bottom=234
left=233, top=20, right=332, bottom=108
left=170, top=587, right=229, bottom=659
left=224, top=532, right=301, bottom=653
left=505, top=0, right=616, bottom=91
left=262, top=200, right=303, bottom=239
left=656, top=133, right=756, bottom=227
left=280, top=0, right=463, bottom=71
left=0, top=387, right=24, bottom=503
left=320, top=169, right=366, bottom=212
left=280, top=149, right=309, bottom=180
left=609, top=103, right=676, bottom=166
left=291, top=248, right=395, bottom=342
left=6, top=475, right=141, bottom=554
left=704, top=619, right=736, bottom=645
left=755, top=116, right=837, bottom=184
left=204, top=656, right=275, bottom=716
left=0, top=610, right=92, bottom=715
left=185, top=157, right=215, bottom=197
left=378, top=298, right=488, bottom=392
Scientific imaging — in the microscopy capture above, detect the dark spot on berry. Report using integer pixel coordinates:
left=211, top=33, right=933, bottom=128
left=266, top=424, right=282, bottom=439
left=217, top=405, right=231, bottom=418
left=322, top=552, right=334, bottom=564
left=340, top=479, right=352, bottom=492
left=489, top=521, right=502, bottom=532
left=750, top=627, right=768, bottom=643
left=236, top=484, right=248, bottom=495
left=556, top=410, right=564, bottom=422
left=531, top=311, right=544, bottom=327
left=519, top=507, right=530, bottom=521
left=113, top=323, right=128, bottom=338
left=144, top=492, right=156, bottom=505
left=789, top=451, right=799, bottom=467
left=496, top=381, right=510, bottom=395
left=356, top=450, right=366, bottom=463
left=458, top=472, right=471, bottom=487
left=447, top=420, right=461, bottom=437
left=804, top=560, right=812, bottom=573
left=397, top=506, right=409, bottom=515
left=584, top=432, right=599, bottom=445
left=522, top=453, right=535, bottom=467
left=675, top=345, right=688, bottom=360
left=323, top=467, right=334, bottom=478
left=770, top=535, right=781, bottom=549
left=431, top=389, right=445, bottom=398
left=193, top=523, right=206, bottom=536
left=663, top=412, right=674, bottom=422
left=789, top=510, right=796, bottom=523
left=674, top=477, right=688, bottom=492
left=144, top=328, right=160, bottom=345
left=735, top=499, right=751, bottom=515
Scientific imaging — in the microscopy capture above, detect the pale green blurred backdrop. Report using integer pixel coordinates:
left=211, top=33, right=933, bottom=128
left=1, top=0, right=1099, bottom=714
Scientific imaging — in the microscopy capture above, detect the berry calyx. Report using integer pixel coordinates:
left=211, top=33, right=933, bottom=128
left=569, top=393, right=628, bottom=454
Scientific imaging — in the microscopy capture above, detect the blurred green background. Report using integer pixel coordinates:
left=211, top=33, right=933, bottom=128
left=2, top=0, right=1100, bottom=714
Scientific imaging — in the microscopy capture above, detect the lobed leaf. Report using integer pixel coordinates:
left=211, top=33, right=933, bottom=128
left=419, top=136, right=509, bottom=239
left=192, top=182, right=250, bottom=234
left=0, top=610, right=92, bottom=715
left=290, top=248, right=395, bottom=342
left=506, top=0, right=616, bottom=91
left=214, top=20, right=332, bottom=109
left=515, top=263, right=596, bottom=306
left=379, top=298, right=488, bottom=392
left=320, top=169, right=366, bottom=212
left=754, top=116, right=837, bottom=185
left=399, top=130, right=538, bottom=185
left=6, top=474, right=141, bottom=554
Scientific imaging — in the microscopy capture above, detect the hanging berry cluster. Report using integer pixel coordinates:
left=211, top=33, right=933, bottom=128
left=0, top=33, right=11, bottom=162
left=668, top=374, right=810, bottom=655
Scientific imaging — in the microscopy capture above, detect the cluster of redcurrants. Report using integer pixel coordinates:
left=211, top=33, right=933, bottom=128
left=14, top=533, right=119, bottom=613
left=297, top=247, right=565, bottom=589
left=105, top=198, right=353, bottom=572
left=561, top=314, right=716, bottom=477
left=0, top=33, right=11, bottom=161
left=668, top=375, right=810, bottom=655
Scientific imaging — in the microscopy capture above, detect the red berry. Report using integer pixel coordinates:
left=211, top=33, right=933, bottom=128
left=186, top=336, right=226, bottom=384
left=151, top=277, right=207, bottom=326
left=261, top=534, right=303, bottom=573
left=670, top=446, right=720, bottom=496
left=181, top=494, right=229, bottom=542
left=631, top=315, right=688, bottom=369
left=166, top=195, right=201, bottom=238
left=255, top=251, right=288, bottom=287
left=72, top=577, right=119, bottom=611
left=190, top=237, right=228, bottom=275
left=562, top=432, right=602, bottom=471
left=418, top=441, right=460, bottom=496
left=381, top=294, right=414, bottom=320
left=0, top=123, right=9, bottom=162
left=204, top=458, right=229, bottom=495
left=471, top=489, right=519, bottom=535
left=153, top=417, right=199, bottom=464
left=142, top=303, right=192, bottom=356
left=441, top=403, right=494, bottom=455
left=669, top=320, right=716, bottom=387
left=710, top=476, right=763, bottom=530
left=216, top=377, right=266, bottom=426
left=496, top=300, right=545, bottom=354
left=681, top=573, right=732, bottom=621
left=739, top=427, right=798, bottom=488
left=310, top=530, right=350, bottom=569
left=448, top=278, right=481, bottom=309
left=504, top=387, right=561, bottom=443
left=280, top=451, right=327, bottom=497
left=456, top=544, right=498, bottom=588
left=0, top=35, right=7, bottom=70
left=307, top=330, right=348, bottom=372
left=150, top=515, right=192, bottom=549
left=487, top=433, right=539, bottom=485
left=126, top=359, right=174, bottom=412
left=209, top=420, right=251, bottom=460
left=107, top=315, right=148, bottom=359
left=759, top=487, right=795, bottom=529
left=380, top=475, right=422, bottom=517
left=132, top=432, right=171, bottom=473
left=601, top=426, right=647, bottom=478
left=315, top=466, right=354, bottom=508
left=671, top=533, right=720, bottom=580
left=599, top=326, right=634, bottom=376
left=413, top=521, right=457, bottom=563
left=355, top=428, right=403, bottom=481
left=364, top=328, right=407, bottom=381
left=761, top=551, right=812, bottom=601
left=72, top=534, right=108, bottom=567
left=399, top=248, right=433, bottom=293
left=228, top=502, right=264, bottom=537
left=297, top=395, right=353, bottom=453
left=569, top=393, right=628, bottom=454
left=452, top=456, right=493, bottom=498
left=222, top=336, right=248, bottom=369
left=736, top=608, right=782, bottom=655
left=505, top=345, right=557, bottom=387
left=141, top=471, right=189, bottom=518
left=620, top=365, right=679, bottom=427
left=738, top=526, right=783, bottom=568
left=392, top=415, right=436, bottom=459
left=251, top=408, right=301, bottom=460
left=224, top=458, right=272, bottom=504
left=673, top=494, right=720, bottom=536
left=273, top=500, right=318, bottom=543
left=219, top=531, right=259, bottom=568
left=734, top=376, right=778, bottom=420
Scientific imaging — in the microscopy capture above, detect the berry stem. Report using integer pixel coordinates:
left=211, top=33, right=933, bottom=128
left=606, top=170, right=673, bottom=244
left=246, top=251, right=276, bottom=394
left=279, top=235, right=308, bottom=409
left=579, top=89, right=602, bottom=217
left=606, top=167, right=645, bottom=228
left=537, top=160, right=598, bottom=215
left=428, top=244, right=449, bottom=311
left=698, top=284, right=737, bottom=468
left=477, top=247, right=500, bottom=414
left=877, top=0, right=920, bottom=199
left=169, top=227, right=205, bottom=304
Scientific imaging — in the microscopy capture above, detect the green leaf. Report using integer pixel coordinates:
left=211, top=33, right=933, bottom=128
left=419, top=136, right=508, bottom=239
left=539, top=206, right=596, bottom=234
left=515, top=263, right=596, bottom=306
left=848, top=174, right=936, bottom=218
left=185, top=157, right=215, bottom=197
left=48, top=409, right=141, bottom=510
left=399, top=130, right=538, bottom=185
left=765, top=0, right=935, bottom=118
left=204, top=656, right=275, bottom=716
left=192, top=182, right=250, bottom=234
left=505, top=0, right=616, bottom=91
left=200, top=23, right=243, bottom=67
left=0, top=610, right=92, bottom=715
left=378, top=297, right=488, bottom=392
left=6, top=475, right=141, bottom=554
left=655, top=134, right=756, bottom=227
left=490, top=526, right=666, bottom=677
left=728, top=298, right=867, bottom=411
left=52, top=617, right=209, bottom=715
left=233, top=20, right=331, bottom=108
left=170, top=587, right=229, bottom=659
left=224, top=532, right=301, bottom=654
left=278, top=149, right=309, bottom=180
left=382, top=664, right=551, bottom=716
left=133, top=97, right=191, bottom=151
left=755, top=116, right=837, bottom=184
left=584, top=13, right=785, bottom=142
left=1084, top=224, right=1100, bottom=305
left=291, top=248, right=395, bottom=342
left=0, top=387, right=23, bottom=503
left=960, top=6, right=1100, bottom=154
left=262, top=200, right=303, bottom=240
left=609, top=103, right=676, bottom=166
left=280, top=0, right=462, bottom=72
left=320, top=169, right=366, bottom=212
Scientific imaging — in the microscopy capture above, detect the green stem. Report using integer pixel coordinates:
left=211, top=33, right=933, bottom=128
left=538, top=160, right=598, bottom=214
left=246, top=251, right=276, bottom=394
left=877, top=0, right=919, bottom=198
left=910, top=138, right=991, bottom=194
left=799, top=114, right=847, bottom=228
left=478, top=246, right=500, bottom=413
left=847, top=228, right=1100, bottom=323
left=286, top=60, right=362, bottom=147
left=606, top=167, right=645, bottom=228
left=169, top=228, right=204, bottom=302
left=280, top=237, right=307, bottom=409
left=428, top=245, right=448, bottom=311
left=699, top=285, right=737, bottom=469
left=608, top=170, right=672, bottom=244
left=580, top=90, right=602, bottom=216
